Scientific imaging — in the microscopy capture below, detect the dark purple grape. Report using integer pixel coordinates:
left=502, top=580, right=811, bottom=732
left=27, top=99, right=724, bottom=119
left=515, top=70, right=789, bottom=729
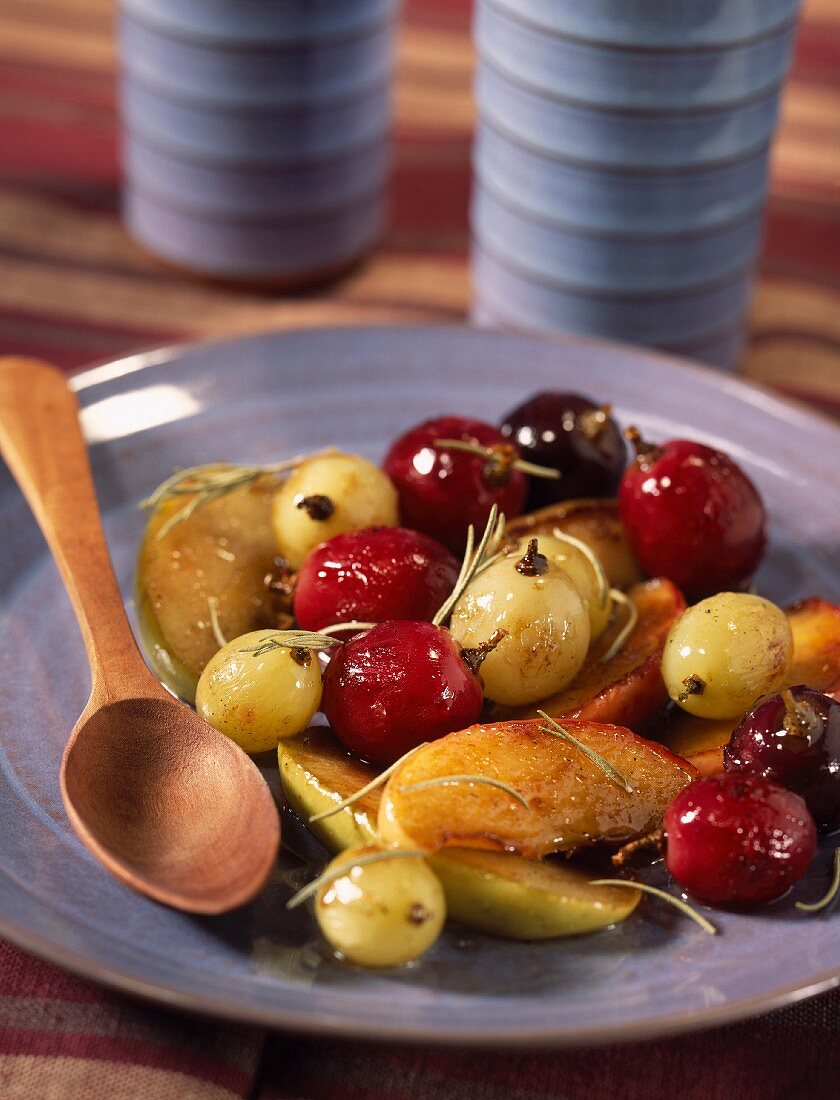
left=724, top=685, right=840, bottom=834
left=500, top=392, right=626, bottom=509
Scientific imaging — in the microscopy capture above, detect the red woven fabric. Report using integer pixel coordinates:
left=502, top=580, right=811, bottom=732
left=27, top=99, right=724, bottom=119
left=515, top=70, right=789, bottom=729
left=0, top=0, right=838, bottom=1095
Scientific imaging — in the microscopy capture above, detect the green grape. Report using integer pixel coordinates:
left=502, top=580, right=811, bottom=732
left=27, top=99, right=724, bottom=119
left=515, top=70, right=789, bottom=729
left=315, top=846, right=446, bottom=967
left=662, top=592, right=793, bottom=719
left=196, top=629, right=322, bottom=754
left=449, top=538, right=590, bottom=706
left=271, top=452, right=398, bottom=569
left=506, top=532, right=612, bottom=641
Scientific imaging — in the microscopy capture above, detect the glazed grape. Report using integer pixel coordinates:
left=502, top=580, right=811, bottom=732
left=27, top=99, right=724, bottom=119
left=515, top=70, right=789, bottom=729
left=724, top=686, right=840, bottom=833
left=500, top=392, right=626, bottom=508
left=315, top=846, right=446, bottom=967
left=321, top=620, right=485, bottom=765
left=504, top=532, right=612, bottom=641
left=196, top=629, right=322, bottom=754
left=618, top=433, right=766, bottom=600
left=449, top=539, right=590, bottom=707
left=664, top=772, right=817, bottom=906
left=294, top=526, right=459, bottom=632
left=271, top=452, right=398, bottom=569
left=662, top=593, right=792, bottom=720
left=383, top=416, right=527, bottom=552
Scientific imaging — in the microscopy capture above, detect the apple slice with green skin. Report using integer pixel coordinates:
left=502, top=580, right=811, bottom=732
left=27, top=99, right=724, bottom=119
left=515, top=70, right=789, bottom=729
left=655, top=597, right=840, bottom=767
left=136, top=468, right=290, bottom=702
left=279, top=727, right=641, bottom=940
left=486, top=578, right=684, bottom=731
left=506, top=498, right=644, bottom=591
left=428, top=849, right=640, bottom=940
left=378, top=719, right=696, bottom=859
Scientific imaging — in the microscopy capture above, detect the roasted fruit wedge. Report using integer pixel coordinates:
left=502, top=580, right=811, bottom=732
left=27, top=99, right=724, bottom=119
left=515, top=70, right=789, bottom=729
left=655, top=598, right=840, bottom=769
left=506, top=498, right=644, bottom=590
left=378, top=720, right=696, bottom=859
left=487, top=578, right=684, bottom=731
left=279, top=727, right=640, bottom=939
left=279, top=726, right=380, bottom=852
left=428, top=850, right=640, bottom=939
left=136, top=469, right=289, bottom=702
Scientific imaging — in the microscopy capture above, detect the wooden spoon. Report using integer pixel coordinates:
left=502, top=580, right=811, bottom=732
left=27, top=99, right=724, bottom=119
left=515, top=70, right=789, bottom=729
left=0, top=358, right=280, bottom=914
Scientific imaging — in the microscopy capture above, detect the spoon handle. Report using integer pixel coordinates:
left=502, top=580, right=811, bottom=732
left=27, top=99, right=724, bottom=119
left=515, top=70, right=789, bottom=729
left=0, top=357, right=145, bottom=700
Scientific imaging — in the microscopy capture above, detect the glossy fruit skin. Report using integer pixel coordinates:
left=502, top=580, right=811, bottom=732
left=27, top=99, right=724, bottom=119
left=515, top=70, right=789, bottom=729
left=501, top=392, right=626, bottom=508
left=195, top=629, right=322, bottom=754
left=661, top=593, right=792, bottom=720
left=724, top=686, right=840, bottom=834
left=618, top=439, right=767, bottom=600
left=383, top=416, right=527, bottom=552
left=664, top=772, right=817, bottom=906
left=271, top=452, right=399, bottom=569
left=321, top=621, right=484, bottom=765
left=449, top=547, right=590, bottom=706
left=315, top=845, right=446, bottom=968
left=294, top=526, right=459, bottom=632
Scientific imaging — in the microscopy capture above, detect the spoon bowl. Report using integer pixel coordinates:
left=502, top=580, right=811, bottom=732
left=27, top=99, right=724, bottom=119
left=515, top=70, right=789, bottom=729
left=0, top=357, right=280, bottom=914
left=62, top=694, right=279, bottom=913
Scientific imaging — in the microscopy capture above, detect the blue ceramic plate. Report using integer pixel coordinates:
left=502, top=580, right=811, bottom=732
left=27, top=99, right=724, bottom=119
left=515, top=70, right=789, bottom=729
left=0, top=327, right=838, bottom=1046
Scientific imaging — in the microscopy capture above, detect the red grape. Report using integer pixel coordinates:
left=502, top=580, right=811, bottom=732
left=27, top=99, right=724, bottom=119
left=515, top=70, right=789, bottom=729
left=724, top=686, right=840, bottom=834
left=500, top=392, right=626, bottom=508
left=664, top=771, right=816, bottom=906
left=294, top=526, right=459, bottom=631
left=383, top=416, right=527, bottom=552
left=618, top=433, right=766, bottom=600
left=321, top=621, right=485, bottom=765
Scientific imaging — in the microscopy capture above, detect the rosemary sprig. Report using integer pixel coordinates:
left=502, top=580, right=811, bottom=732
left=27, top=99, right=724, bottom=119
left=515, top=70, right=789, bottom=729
left=286, top=848, right=428, bottom=910
left=239, top=630, right=341, bottom=658
left=537, top=710, right=633, bottom=794
left=589, top=879, right=718, bottom=935
left=142, top=451, right=332, bottom=539
left=550, top=531, right=609, bottom=609
left=397, top=774, right=532, bottom=811
left=207, top=596, right=228, bottom=648
left=318, top=621, right=377, bottom=637
left=796, top=848, right=840, bottom=913
left=308, top=743, right=428, bottom=824
left=432, top=505, right=506, bottom=626
left=433, top=438, right=560, bottom=480
left=600, top=588, right=639, bottom=664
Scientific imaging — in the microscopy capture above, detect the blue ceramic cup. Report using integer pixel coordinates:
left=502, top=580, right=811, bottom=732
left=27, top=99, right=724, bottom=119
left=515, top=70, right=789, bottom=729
left=118, top=0, right=398, bottom=286
left=470, top=0, right=802, bottom=370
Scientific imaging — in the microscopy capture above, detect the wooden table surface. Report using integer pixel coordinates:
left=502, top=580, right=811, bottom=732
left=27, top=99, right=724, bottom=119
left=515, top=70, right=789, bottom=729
left=0, top=0, right=837, bottom=414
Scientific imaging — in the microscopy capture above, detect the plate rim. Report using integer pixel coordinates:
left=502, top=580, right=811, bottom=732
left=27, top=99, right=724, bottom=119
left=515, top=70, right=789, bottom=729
left=3, top=323, right=839, bottom=1047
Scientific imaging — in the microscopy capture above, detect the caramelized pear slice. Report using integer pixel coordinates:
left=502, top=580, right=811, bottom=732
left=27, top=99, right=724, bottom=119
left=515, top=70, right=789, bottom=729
left=487, top=578, right=684, bottom=730
left=656, top=597, right=840, bottom=761
left=378, top=720, right=696, bottom=859
left=506, top=499, right=643, bottom=590
left=278, top=728, right=640, bottom=939
left=136, top=468, right=288, bottom=702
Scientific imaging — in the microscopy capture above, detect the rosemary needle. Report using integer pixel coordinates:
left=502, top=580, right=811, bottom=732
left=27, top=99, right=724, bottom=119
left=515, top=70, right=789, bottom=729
left=537, top=710, right=633, bottom=794
left=286, top=849, right=428, bottom=910
left=398, top=774, right=532, bottom=811
left=589, top=880, right=718, bottom=935
left=796, top=848, right=840, bottom=913
left=308, top=743, right=428, bottom=824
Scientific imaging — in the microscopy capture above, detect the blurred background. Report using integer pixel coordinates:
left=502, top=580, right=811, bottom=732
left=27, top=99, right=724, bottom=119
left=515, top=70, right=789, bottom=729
left=0, top=0, right=837, bottom=410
